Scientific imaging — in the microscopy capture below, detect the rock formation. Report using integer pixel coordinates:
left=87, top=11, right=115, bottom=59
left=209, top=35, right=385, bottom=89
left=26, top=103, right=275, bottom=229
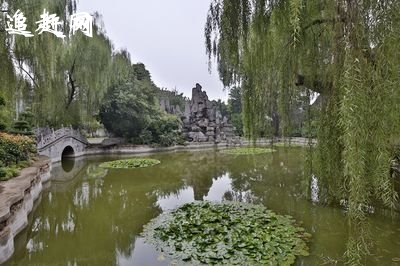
left=182, top=83, right=236, bottom=143
left=159, top=83, right=238, bottom=143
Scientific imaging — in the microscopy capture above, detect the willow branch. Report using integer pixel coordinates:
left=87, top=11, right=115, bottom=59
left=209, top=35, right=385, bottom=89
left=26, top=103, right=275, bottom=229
left=66, top=57, right=78, bottom=109
left=303, top=18, right=346, bottom=31
left=7, top=48, right=40, bottom=89
left=17, top=61, right=40, bottom=89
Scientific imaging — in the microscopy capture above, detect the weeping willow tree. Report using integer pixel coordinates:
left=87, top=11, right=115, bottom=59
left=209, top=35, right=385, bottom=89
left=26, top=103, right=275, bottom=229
left=205, top=0, right=400, bottom=218
left=0, top=0, right=120, bottom=128
left=59, top=12, right=114, bottom=127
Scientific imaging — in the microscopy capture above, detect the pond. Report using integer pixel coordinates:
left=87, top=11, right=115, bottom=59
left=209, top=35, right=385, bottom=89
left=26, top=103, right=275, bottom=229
left=4, top=147, right=400, bottom=265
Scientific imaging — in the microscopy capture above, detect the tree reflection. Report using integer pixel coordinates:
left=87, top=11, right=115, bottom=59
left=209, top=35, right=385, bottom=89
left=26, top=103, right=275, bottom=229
left=183, top=151, right=227, bottom=200
left=10, top=159, right=182, bottom=265
left=345, top=219, right=372, bottom=265
left=6, top=149, right=400, bottom=265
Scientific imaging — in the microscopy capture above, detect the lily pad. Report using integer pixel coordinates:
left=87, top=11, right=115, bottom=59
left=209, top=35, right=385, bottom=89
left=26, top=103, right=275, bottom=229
left=99, top=158, right=160, bottom=169
left=221, top=147, right=276, bottom=155
left=273, top=142, right=304, bottom=147
left=142, top=201, right=310, bottom=265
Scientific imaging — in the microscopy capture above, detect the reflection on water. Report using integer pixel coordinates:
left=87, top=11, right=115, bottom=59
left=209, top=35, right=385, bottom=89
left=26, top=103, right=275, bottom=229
left=311, top=174, right=319, bottom=204
left=204, top=174, right=232, bottom=202
left=157, top=187, right=194, bottom=211
left=61, top=158, right=75, bottom=173
left=5, top=149, right=400, bottom=265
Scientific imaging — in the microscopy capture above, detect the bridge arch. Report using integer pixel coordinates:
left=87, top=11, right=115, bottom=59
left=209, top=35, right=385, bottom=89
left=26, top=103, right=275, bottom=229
left=36, top=127, right=89, bottom=162
left=61, top=145, right=75, bottom=160
left=61, top=145, right=75, bottom=159
left=61, top=146, right=75, bottom=172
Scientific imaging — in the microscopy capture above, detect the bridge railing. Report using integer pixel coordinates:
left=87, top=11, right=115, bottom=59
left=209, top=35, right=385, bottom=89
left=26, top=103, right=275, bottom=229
left=36, top=127, right=88, bottom=149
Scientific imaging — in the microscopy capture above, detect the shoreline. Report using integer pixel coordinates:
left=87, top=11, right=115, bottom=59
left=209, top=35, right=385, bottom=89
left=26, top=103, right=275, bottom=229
left=72, top=137, right=315, bottom=161
left=0, top=156, right=51, bottom=265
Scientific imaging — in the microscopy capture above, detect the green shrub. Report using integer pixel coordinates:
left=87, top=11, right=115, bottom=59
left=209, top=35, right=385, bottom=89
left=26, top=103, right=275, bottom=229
left=158, top=131, right=183, bottom=147
left=8, top=167, right=20, bottom=177
left=0, top=167, right=7, bottom=180
left=147, top=114, right=182, bottom=146
left=12, top=120, right=31, bottom=131
left=0, top=132, right=36, bottom=168
left=139, top=130, right=153, bottom=145
left=7, top=129, right=35, bottom=136
left=0, top=146, right=6, bottom=163
left=0, top=122, right=6, bottom=131
left=20, top=110, right=34, bottom=126
left=0, top=95, right=9, bottom=132
left=17, top=160, right=30, bottom=168
left=0, top=167, right=20, bottom=181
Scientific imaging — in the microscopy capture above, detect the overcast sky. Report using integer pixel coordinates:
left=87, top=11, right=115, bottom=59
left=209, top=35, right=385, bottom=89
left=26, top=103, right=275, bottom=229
left=77, top=0, right=228, bottom=101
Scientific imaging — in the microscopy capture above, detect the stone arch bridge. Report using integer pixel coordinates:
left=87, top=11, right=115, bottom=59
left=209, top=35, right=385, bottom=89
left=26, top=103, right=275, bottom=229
left=36, top=127, right=89, bottom=162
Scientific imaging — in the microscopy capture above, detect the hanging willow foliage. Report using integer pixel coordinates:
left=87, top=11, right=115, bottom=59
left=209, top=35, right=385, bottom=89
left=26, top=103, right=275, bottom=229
left=205, top=0, right=400, bottom=218
left=0, top=0, right=123, bottom=128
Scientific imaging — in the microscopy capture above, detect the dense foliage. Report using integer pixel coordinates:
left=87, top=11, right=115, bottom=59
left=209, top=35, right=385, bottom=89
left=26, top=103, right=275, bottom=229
left=0, top=95, right=8, bottom=130
left=1, top=0, right=187, bottom=146
left=227, top=86, right=244, bottom=136
left=99, top=82, right=157, bottom=138
left=205, top=0, right=400, bottom=220
left=158, top=88, right=188, bottom=112
left=0, top=132, right=36, bottom=180
left=0, top=0, right=133, bottom=130
left=143, top=201, right=310, bottom=265
left=99, top=64, right=183, bottom=146
left=99, top=158, right=160, bottom=169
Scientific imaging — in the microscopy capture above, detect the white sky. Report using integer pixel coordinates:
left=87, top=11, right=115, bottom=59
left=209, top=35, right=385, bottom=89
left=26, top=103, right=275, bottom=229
left=77, top=0, right=228, bottom=101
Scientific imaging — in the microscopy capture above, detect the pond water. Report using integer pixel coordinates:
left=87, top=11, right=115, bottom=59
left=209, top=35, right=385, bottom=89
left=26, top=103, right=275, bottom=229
left=4, top=148, right=400, bottom=265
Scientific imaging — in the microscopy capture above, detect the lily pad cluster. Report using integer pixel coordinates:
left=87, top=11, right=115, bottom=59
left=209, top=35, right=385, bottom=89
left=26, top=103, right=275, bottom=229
left=143, top=201, right=311, bottom=265
left=221, top=147, right=276, bottom=155
left=99, top=158, right=160, bottom=169
left=273, top=142, right=304, bottom=147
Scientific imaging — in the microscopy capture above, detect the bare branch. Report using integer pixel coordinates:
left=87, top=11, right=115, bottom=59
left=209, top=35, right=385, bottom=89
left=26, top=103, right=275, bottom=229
left=17, top=61, right=40, bottom=89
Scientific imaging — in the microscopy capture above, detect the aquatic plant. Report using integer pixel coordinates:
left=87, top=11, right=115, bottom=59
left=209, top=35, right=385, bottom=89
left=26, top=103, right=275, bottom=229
left=99, top=158, right=160, bottom=169
left=143, top=201, right=310, bottom=265
left=221, top=147, right=276, bottom=155
left=273, top=142, right=304, bottom=147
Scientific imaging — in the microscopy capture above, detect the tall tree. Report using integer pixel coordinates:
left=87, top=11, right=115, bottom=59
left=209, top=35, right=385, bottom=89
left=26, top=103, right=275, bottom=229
left=99, top=64, right=182, bottom=146
left=205, top=0, right=400, bottom=219
left=1, top=0, right=77, bottom=126
left=227, top=86, right=244, bottom=136
left=0, top=1, right=116, bottom=128
left=61, top=12, right=114, bottom=127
